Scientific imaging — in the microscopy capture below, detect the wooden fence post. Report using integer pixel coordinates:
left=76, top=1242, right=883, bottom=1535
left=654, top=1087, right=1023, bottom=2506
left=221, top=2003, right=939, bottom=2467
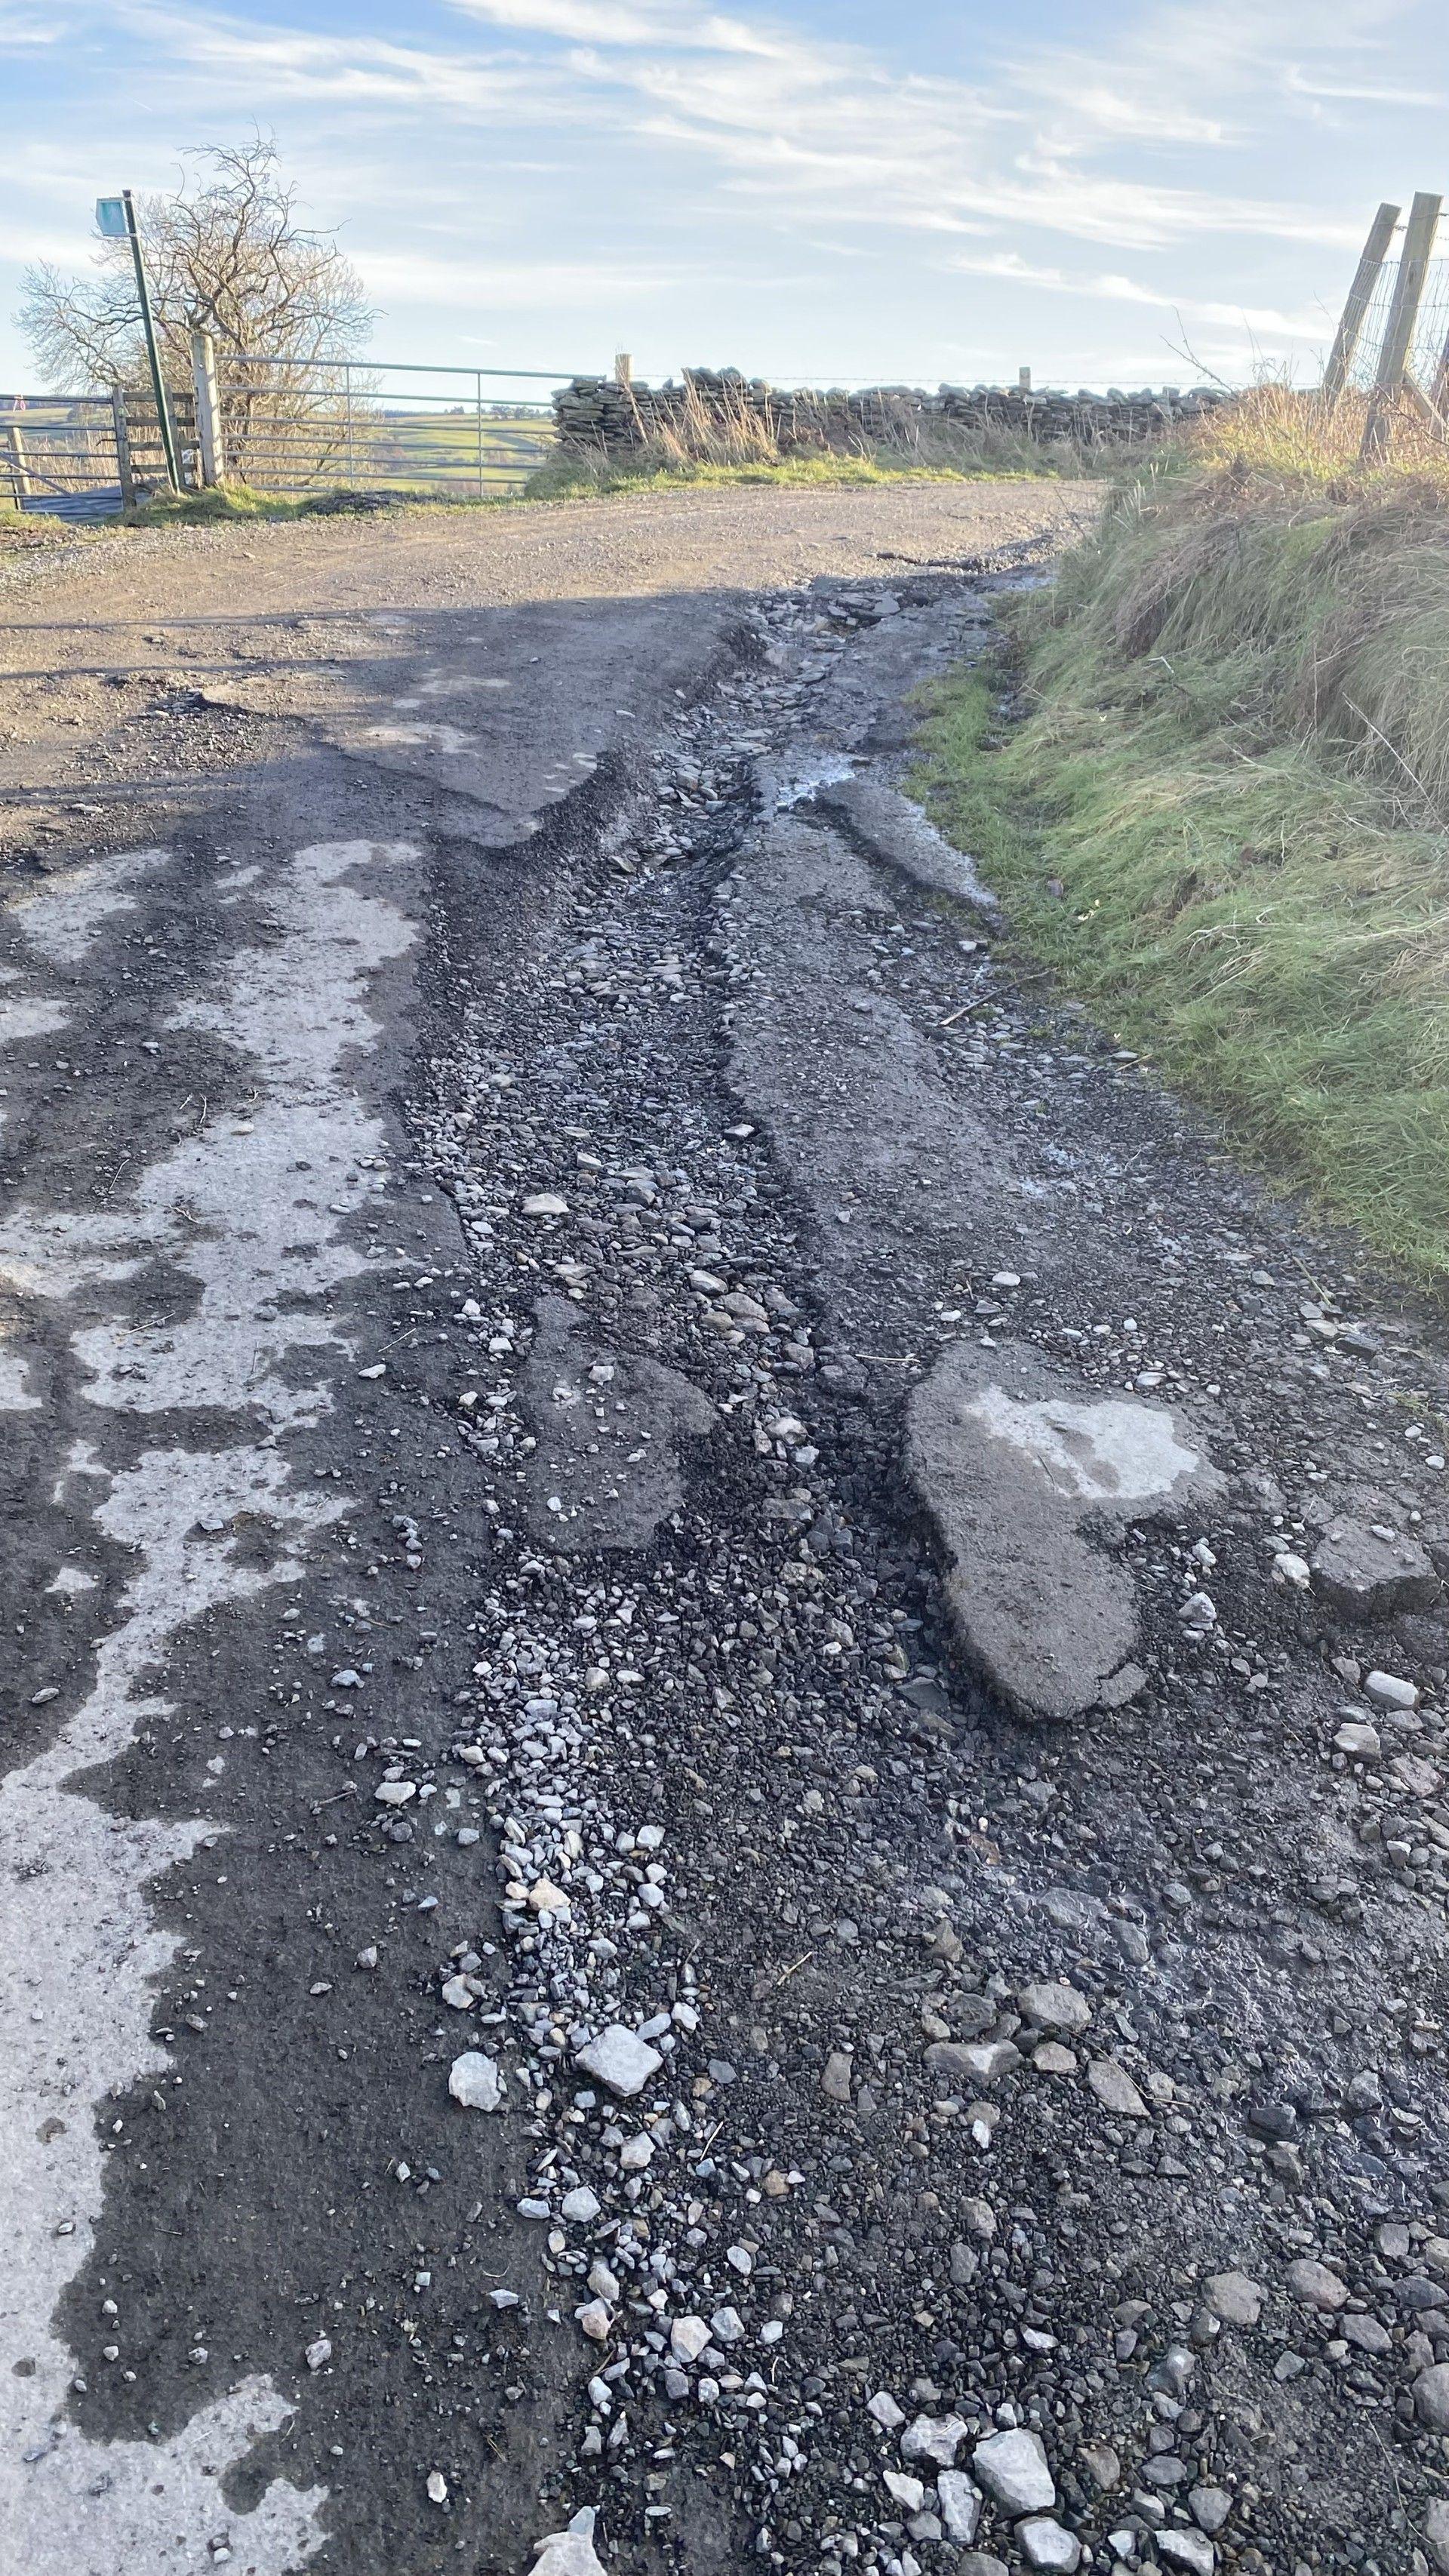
left=189, top=328, right=226, bottom=485
left=1322, top=200, right=1400, bottom=403
left=5, top=423, right=32, bottom=502
left=1363, top=189, right=1441, bottom=460
left=614, top=351, right=632, bottom=387
left=112, top=387, right=136, bottom=508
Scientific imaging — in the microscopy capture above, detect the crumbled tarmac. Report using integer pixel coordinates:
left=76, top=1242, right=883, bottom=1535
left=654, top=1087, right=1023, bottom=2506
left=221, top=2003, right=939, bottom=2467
left=3, top=502, right=1449, bottom=2576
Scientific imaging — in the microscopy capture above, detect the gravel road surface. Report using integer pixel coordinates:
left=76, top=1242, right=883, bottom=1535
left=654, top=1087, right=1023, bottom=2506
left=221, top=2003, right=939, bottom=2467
left=3, top=481, right=1448, bottom=2576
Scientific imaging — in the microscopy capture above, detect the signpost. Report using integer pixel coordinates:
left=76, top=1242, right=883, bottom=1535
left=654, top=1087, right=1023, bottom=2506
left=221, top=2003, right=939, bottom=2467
left=96, top=190, right=181, bottom=494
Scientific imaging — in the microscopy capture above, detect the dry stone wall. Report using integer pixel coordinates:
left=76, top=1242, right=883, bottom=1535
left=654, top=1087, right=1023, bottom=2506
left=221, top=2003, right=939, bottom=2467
left=553, top=366, right=1227, bottom=455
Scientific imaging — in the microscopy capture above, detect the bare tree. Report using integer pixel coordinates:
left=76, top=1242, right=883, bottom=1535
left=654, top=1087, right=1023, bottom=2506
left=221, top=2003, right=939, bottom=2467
left=19, top=140, right=374, bottom=484
left=20, top=139, right=372, bottom=387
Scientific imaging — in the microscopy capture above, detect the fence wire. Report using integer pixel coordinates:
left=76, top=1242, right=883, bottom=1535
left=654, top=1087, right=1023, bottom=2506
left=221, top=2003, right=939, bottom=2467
left=1348, top=257, right=1449, bottom=394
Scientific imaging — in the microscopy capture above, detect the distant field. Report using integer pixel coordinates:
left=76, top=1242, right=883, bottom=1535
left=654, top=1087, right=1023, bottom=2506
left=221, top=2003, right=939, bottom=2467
left=226, top=404, right=556, bottom=495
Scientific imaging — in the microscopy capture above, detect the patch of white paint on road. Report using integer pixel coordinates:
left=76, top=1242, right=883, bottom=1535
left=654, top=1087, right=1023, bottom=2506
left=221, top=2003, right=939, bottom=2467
left=963, top=1386, right=1204, bottom=1507
left=0, top=1446, right=340, bottom=2572
left=0, top=996, right=69, bottom=1047
left=14, top=849, right=166, bottom=966
left=0, top=1331, right=41, bottom=1409
left=0, top=836, right=420, bottom=2571
left=364, top=721, right=474, bottom=754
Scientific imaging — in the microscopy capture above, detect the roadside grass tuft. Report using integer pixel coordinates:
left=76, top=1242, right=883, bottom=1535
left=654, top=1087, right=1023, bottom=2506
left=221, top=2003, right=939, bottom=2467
left=914, top=399, right=1449, bottom=1279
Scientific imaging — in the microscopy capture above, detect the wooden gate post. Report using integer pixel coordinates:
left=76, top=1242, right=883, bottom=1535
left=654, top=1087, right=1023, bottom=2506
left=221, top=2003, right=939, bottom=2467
left=1323, top=200, right=1399, bottom=404
left=189, top=327, right=226, bottom=485
left=1363, top=190, right=1441, bottom=460
left=5, top=423, right=32, bottom=503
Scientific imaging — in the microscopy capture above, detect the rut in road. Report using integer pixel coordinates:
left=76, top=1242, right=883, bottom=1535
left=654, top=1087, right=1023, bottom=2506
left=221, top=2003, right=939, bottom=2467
left=392, top=578, right=1449, bottom=2576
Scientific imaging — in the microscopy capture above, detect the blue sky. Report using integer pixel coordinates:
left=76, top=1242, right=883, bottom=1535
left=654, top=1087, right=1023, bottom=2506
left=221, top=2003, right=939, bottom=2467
left=2, top=0, right=1447, bottom=393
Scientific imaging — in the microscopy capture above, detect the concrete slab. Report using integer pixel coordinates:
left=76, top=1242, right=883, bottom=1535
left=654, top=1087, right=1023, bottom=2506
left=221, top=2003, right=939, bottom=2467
left=816, top=774, right=998, bottom=910
left=906, top=1340, right=1223, bottom=1722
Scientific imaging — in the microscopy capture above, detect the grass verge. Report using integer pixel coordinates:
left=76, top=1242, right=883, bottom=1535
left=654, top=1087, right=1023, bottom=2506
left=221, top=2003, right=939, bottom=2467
left=520, top=451, right=1001, bottom=501
left=914, top=397, right=1449, bottom=1281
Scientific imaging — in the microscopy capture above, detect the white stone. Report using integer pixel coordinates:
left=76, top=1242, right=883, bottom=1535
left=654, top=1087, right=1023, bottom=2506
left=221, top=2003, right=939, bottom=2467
left=1017, top=1980, right=1091, bottom=2035
left=561, top=2186, right=601, bottom=2224
left=576, top=2300, right=612, bottom=2344
left=883, top=2470, right=925, bottom=2512
left=522, top=1193, right=569, bottom=1218
left=1365, top=1668, right=1420, bottom=1710
left=669, top=2314, right=712, bottom=2364
left=575, top=2025, right=663, bottom=2097
left=531, top=2510, right=608, bottom=2576
left=1087, top=2057, right=1149, bottom=2118
left=618, top=2131, right=655, bottom=2171
left=1020, top=2516, right=1081, bottom=2571
left=937, top=2471, right=983, bottom=2543
left=1157, top=2531, right=1215, bottom=2576
left=1334, top=1719, right=1381, bottom=1760
left=374, top=1779, right=415, bottom=1805
left=448, top=2051, right=505, bottom=2112
left=901, top=2412, right=970, bottom=2467
left=972, top=2427, right=1056, bottom=2515
left=868, top=2390, right=906, bottom=2430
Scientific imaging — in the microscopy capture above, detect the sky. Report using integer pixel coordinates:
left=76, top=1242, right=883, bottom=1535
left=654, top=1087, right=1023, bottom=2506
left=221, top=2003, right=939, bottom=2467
left=2, top=0, right=1447, bottom=395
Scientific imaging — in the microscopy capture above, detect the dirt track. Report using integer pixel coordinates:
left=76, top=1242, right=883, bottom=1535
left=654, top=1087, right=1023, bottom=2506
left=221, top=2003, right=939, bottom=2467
left=3, top=481, right=1449, bottom=2576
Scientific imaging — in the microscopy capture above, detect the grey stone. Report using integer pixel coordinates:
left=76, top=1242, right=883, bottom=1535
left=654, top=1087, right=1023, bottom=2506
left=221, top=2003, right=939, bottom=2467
left=1080, top=2444, right=1121, bottom=2491
left=937, top=2471, right=983, bottom=2544
left=1426, top=2499, right=1449, bottom=2575
left=869, top=2390, right=906, bottom=2430
left=1204, top=2268, right=1263, bottom=2327
left=1157, top=2531, right=1215, bottom=2576
left=1019, top=2519, right=1081, bottom=2572
left=1017, top=1979, right=1091, bottom=2034
left=1312, top=1520, right=1439, bottom=1617
left=927, top=2038, right=1022, bottom=2085
left=1414, top=2362, right=1449, bottom=2430
left=1285, top=2257, right=1347, bottom=2313
left=574, top=2025, right=663, bottom=2097
left=822, top=2048, right=854, bottom=2102
left=906, top=1342, right=1220, bottom=1722
left=972, top=2427, right=1055, bottom=2515
left=901, top=2412, right=970, bottom=2467
left=1189, top=2488, right=1232, bottom=2536
left=1087, top=2057, right=1149, bottom=2118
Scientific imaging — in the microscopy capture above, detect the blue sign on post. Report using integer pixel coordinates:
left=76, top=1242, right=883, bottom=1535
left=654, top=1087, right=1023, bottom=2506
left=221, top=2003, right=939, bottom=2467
left=95, top=198, right=128, bottom=240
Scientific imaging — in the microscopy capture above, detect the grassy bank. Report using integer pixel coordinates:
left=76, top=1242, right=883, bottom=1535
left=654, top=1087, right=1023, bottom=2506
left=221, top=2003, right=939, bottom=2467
left=915, top=391, right=1449, bottom=1280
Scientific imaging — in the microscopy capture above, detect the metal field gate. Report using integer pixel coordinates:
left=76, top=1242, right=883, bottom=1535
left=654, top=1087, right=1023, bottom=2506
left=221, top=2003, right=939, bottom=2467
left=209, top=357, right=565, bottom=498
left=4, top=353, right=574, bottom=520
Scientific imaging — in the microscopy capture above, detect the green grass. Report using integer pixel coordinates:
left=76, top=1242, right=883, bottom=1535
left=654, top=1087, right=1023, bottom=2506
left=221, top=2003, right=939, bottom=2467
left=519, top=445, right=1097, bottom=503
left=913, top=445, right=1449, bottom=1282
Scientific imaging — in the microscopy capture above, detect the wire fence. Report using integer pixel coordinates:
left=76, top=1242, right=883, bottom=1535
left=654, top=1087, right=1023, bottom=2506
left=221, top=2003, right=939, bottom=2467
left=1348, top=256, right=1449, bottom=394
